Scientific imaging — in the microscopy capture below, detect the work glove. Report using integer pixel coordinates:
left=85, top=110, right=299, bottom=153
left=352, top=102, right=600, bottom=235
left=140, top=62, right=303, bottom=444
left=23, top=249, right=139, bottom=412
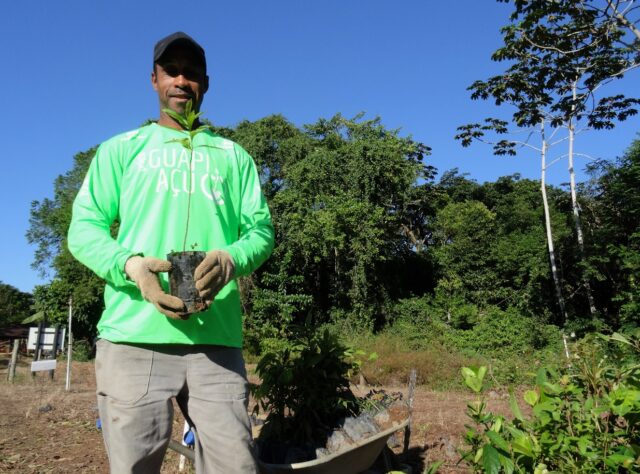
left=194, top=250, right=235, bottom=305
left=125, top=256, right=187, bottom=320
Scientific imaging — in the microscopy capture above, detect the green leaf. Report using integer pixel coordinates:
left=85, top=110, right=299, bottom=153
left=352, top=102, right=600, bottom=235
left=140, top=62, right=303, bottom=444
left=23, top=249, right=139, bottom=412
left=535, top=367, right=547, bottom=387
left=511, top=435, right=534, bottom=458
left=499, top=454, right=515, bottom=474
left=193, top=125, right=211, bottom=135
left=423, top=461, right=443, bottom=474
left=609, top=386, right=640, bottom=416
left=462, top=366, right=486, bottom=393
left=509, top=388, right=524, bottom=421
left=524, top=390, right=539, bottom=406
left=474, top=447, right=483, bottom=464
left=482, top=444, right=501, bottom=474
left=609, top=332, right=633, bottom=346
left=162, top=107, right=189, bottom=128
left=491, top=416, right=503, bottom=432
left=577, top=436, right=589, bottom=455
left=605, top=453, right=634, bottom=468
left=166, top=137, right=192, bottom=150
left=486, top=430, right=510, bottom=451
left=541, top=382, right=562, bottom=395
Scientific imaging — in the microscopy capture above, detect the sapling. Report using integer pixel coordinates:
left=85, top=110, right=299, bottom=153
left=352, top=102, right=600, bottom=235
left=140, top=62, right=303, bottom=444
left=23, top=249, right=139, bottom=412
left=162, top=99, right=210, bottom=253
left=163, top=100, right=211, bottom=315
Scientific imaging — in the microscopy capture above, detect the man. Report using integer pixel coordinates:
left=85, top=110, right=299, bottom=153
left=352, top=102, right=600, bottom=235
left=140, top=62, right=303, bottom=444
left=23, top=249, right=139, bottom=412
left=68, top=32, right=274, bottom=473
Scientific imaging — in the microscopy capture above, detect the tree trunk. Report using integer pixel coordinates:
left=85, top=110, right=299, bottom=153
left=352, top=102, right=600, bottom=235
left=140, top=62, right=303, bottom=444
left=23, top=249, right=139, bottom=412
left=540, top=120, right=568, bottom=324
left=568, top=81, right=597, bottom=317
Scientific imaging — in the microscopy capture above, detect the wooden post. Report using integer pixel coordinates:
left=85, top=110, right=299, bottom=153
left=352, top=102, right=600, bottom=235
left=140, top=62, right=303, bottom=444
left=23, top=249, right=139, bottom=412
left=7, top=339, right=20, bottom=382
left=35, top=320, right=45, bottom=361
left=33, top=320, right=45, bottom=380
left=49, top=324, right=60, bottom=380
left=65, top=297, right=73, bottom=391
left=403, top=368, right=417, bottom=455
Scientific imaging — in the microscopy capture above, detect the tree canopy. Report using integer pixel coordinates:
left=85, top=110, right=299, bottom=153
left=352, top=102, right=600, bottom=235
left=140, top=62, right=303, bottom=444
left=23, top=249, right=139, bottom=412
left=0, top=282, right=33, bottom=328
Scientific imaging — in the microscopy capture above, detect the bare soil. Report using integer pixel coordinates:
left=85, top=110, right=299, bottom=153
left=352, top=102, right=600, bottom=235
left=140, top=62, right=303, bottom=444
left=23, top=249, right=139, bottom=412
left=0, top=355, right=517, bottom=474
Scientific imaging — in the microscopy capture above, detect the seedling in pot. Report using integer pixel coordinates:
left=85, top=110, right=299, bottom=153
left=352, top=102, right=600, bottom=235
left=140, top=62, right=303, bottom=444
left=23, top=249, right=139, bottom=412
left=163, top=100, right=211, bottom=315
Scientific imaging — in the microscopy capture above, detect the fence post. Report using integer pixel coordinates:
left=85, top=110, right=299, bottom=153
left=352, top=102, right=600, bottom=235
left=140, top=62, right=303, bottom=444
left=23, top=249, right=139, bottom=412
left=403, top=368, right=417, bottom=455
left=7, top=339, right=20, bottom=382
left=65, top=297, right=73, bottom=391
left=49, top=324, right=61, bottom=380
left=32, top=320, right=45, bottom=380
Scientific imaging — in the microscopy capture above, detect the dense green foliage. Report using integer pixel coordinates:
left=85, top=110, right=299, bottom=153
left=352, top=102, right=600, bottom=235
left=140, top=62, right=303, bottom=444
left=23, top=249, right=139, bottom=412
left=0, top=282, right=33, bottom=328
left=251, top=329, right=361, bottom=447
left=584, top=139, right=640, bottom=330
left=460, top=332, right=640, bottom=473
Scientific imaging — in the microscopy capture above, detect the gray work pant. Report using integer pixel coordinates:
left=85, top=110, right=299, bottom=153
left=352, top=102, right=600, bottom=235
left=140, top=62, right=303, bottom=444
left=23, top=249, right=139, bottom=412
left=95, top=339, right=257, bottom=474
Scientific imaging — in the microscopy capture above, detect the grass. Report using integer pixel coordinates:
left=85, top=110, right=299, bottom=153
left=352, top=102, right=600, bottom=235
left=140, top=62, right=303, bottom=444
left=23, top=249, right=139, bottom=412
left=342, top=331, right=484, bottom=390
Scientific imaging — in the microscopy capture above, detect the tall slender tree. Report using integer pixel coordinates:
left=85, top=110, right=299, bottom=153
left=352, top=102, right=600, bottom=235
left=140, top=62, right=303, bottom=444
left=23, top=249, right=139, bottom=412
left=457, top=0, right=639, bottom=322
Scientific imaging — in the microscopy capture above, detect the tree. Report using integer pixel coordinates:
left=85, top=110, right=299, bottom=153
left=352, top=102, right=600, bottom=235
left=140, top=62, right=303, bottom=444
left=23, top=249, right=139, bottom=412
left=0, top=282, right=33, bottom=328
left=246, top=113, right=433, bottom=332
left=503, top=0, right=640, bottom=43
left=584, top=139, right=640, bottom=328
left=456, top=0, right=639, bottom=323
left=457, top=119, right=570, bottom=323
left=432, top=200, right=499, bottom=309
left=497, top=0, right=640, bottom=318
left=429, top=174, right=571, bottom=324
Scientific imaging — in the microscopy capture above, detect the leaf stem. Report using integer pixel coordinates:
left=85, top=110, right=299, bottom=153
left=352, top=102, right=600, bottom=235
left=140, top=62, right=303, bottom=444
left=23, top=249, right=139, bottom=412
left=182, top=146, right=193, bottom=252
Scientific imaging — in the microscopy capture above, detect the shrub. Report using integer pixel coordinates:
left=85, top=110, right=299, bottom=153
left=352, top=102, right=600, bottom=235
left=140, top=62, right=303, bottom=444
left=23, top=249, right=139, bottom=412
left=72, top=339, right=93, bottom=362
left=252, top=329, right=361, bottom=447
left=382, top=304, right=563, bottom=386
left=459, top=331, right=640, bottom=473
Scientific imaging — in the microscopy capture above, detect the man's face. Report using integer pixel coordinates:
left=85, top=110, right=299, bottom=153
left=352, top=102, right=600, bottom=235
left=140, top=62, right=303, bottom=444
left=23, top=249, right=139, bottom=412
left=151, top=42, right=209, bottom=128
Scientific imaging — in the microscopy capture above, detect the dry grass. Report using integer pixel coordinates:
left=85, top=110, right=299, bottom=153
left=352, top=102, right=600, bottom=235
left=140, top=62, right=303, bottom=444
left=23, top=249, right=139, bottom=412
left=356, top=333, right=483, bottom=390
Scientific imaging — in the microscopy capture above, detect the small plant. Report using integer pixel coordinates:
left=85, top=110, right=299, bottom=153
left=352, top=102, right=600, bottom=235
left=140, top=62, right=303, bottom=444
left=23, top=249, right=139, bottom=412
left=163, top=100, right=210, bottom=253
left=163, top=100, right=211, bottom=314
left=459, top=331, right=640, bottom=473
left=251, top=329, right=362, bottom=451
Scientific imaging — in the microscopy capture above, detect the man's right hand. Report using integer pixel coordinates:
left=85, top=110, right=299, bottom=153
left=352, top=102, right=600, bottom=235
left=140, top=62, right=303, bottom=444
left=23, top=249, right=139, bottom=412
left=124, top=256, right=187, bottom=320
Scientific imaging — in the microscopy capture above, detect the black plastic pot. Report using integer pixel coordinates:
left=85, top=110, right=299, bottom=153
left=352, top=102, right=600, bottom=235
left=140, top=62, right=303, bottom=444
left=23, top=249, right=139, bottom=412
left=167, top=251, right=208, bottom=315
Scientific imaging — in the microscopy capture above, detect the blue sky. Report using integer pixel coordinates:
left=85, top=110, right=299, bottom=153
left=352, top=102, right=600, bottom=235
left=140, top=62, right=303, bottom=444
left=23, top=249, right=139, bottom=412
left=2, top=0, right=639, bottom=294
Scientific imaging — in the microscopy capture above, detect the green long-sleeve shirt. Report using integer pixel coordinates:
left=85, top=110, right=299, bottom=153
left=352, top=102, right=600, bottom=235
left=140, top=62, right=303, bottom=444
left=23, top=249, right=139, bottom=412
left=68, top=123, right=274, bottom=346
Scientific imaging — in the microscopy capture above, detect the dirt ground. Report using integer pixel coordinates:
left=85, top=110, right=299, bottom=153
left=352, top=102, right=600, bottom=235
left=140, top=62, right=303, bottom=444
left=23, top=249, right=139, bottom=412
left=0, top=355, right=516, bottom=474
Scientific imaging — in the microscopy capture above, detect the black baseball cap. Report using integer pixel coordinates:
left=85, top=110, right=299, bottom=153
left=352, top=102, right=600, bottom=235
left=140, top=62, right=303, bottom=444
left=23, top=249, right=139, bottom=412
left=153, top=32, right=206, bottom=71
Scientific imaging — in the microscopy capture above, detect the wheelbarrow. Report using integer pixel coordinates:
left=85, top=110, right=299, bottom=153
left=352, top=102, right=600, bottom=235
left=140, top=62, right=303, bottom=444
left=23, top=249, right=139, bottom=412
left=169, top=418, right=408, bottom=474
left=169, top=369, right=417, bottom=474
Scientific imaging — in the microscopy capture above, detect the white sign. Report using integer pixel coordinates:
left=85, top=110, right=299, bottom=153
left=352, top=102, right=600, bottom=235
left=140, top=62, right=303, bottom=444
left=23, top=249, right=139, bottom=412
left=31, top=359, right=57, bottom=372
left=27, top=327, right=66, bottom=351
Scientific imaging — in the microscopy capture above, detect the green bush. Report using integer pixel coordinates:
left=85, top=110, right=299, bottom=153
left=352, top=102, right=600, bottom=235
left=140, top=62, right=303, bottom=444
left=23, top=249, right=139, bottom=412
left=459, top=307, right=562, bottom=359
left=383, top=302, right=563, bottom=385
left=459, top=332, right=640, bottom=473
left=251, top=328, right=360, bottom=446
left=72, top=339, right=93, bottom=362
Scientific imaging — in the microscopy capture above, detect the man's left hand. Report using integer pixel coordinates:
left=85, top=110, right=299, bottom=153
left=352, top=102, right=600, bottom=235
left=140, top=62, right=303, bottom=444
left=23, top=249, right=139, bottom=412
left=194, top=250, right=235, bottom=305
